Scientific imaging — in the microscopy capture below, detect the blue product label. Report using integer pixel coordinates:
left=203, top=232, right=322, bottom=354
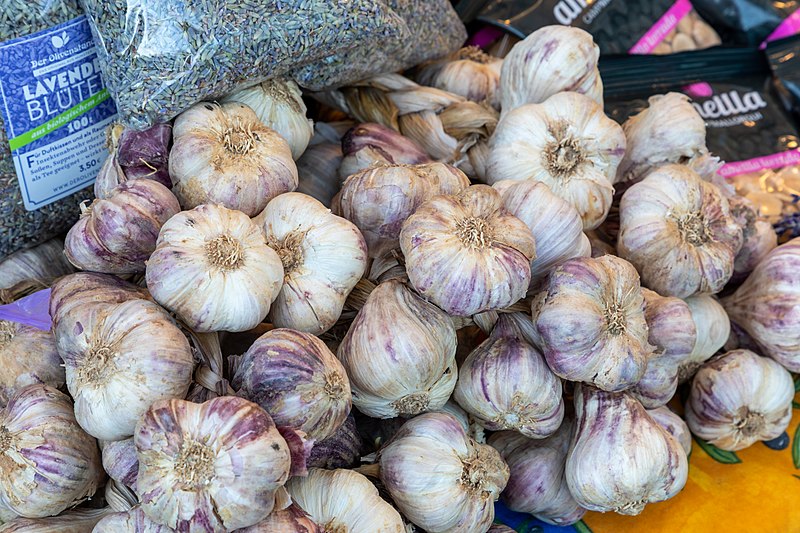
left=0, top=16, right=117, bottom=210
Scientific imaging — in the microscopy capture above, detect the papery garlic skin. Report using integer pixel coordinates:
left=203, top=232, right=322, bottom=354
left=416, top=47, right=502, bottom=109
left=567, top=385, right=688, bottom=516
left=169, top=102, right=298, bottom=216
left=400, top=185, right=535, bottom=316
left=93, top=506, right=174, bottom=532
left=56, top=298, right=194, bottom=441
left=135, top=397, right=291, bottom=532
left=722, top=238, right=800, bottom=371
left=685, top=350, right=794, bottom=451
left=618, top=164, right=743, bottom=298
left=647, top=407, right=692, bottom=456
left=337, top=280, right=457, bottom=419
left=0, top=507, right=111, bottom=532
left=487, top=92, right=624, bottom=230
left=238, top=503, right=321, bottom=532
left=253, top=192, right=367, bottom=334
left=65, top=180, right=180, bottom=274
left=489, top=419, right=586, bottom=526
left=379, top=412, right=509, bottom=533
left=500, top=26, right=603, bottom=112
left=337, top=163, right=469, bottom=258
left=102, top=437, right=138, bottom=492
left=338, top=123, right=432, bottom=181
left=535, top=255, right=654, bottom=392
left=493, top=179, right=591, bottom=284
left=0, top=320, right=64, bottom=407
left=222, top=78, right=314, bottom=160
left=679, top=294, right=731, bottom=383
left=232, top=328, right=351, bottom=442
left=146, top=204, right=284, bottom=332
left=0, top=385, right=102, bottom=521
left=454, top=315, right=564, bottom=438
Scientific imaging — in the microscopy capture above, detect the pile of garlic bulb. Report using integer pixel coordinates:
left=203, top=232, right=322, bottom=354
left=1, top=21, right=797, bottom=533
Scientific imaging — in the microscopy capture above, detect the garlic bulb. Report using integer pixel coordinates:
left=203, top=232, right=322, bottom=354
left=337, top=280, right=457, bottom=418
left=336, top=162, right=469, bottom=258
left=618, top=164, right=743, bottom=298
left=631, top=289, right=697, bottom=408
left=55, top=298, right=194, bottom=441
left=146, top=204, right=284, bottom=332
left=307, top=413, right=363, bottom=469
left=566, top=385, right=688, bottom=516
left=0, top=239, right=73, bottom=302
left=500, top=26, right=603, bottom=112
left=287, top=468, right=403, bottom=532
left=102, top=437, right=138, bottom=491
left=222, top=78, right=314, bottom=160
left=453, top=314, right=564, bottom=438
left=169, top=102, right=298, bottom=216
left=378, top=411, right=509, bottom=533
left=0, top=320, right=64, bottom=406
left=253, top=192, right=367, bottom=334
left=487, top=92, right=625, bottom=230
left=231, top=328, right=351, bottom=442
left=416, top=47, right=502, bottom=109
left=489, top=419, right=585, bottom=526
left=93, top=506, right=174, bottom=532
left=493, top=179, right=591, bottom=284
left=135, top=397, right=291, bottom=531
left=727, top=195, right=778, bottom=284
left=0, top=384, right=102, bottom=521
left=723, top=238, right=800, bottom=370
left=679, top=294, right=731, bottom=382
left=616, top=93, right=708, bottom=184
left=338, top=123, right=432, bottom=180
left=0, top=507, right=111, bottom=532
left=647, top=406, right=692, bottom=456
left=400, top=185, right=536, bottom=316
left=238, top=503, right=321, bottom=532
left=685, top=349, right=794, bottom=451
left=64, top=180, right=180, bottom=274
left=534, top=255, right=654, bottom=392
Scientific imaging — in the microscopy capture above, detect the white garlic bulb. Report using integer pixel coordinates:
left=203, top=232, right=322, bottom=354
left=534, top=255, right=654, bottom=392
left=400, top=185, right=536, bottom=316
left=286, top=468, right=404, bottom=532
left=416, top=46, right=502, bottom=109
left=253, top=192, right=367, bottom=334
left=566, top=385, right=688, bottom=516
left=0, top=384, right=103, bottom=521
left=647, top=406, right=692, bottom=456
left=453, top=314, right=564, bottom=438
left=379, top=412, right=509, bottom=533
left=493, top=179, right=591, bottom=284
left=0, top=320, right=64, bottom=406
left=146, top=204, right=284, bottom=332
left=500, top=26, right=603, bottom=112
left=679, top=294, right=731, bottom=383
left=169, top=102, right=298, bottom=216
left=487, top=92, right=625, bottom=230
left=617, top=93, right=708, bottom=184
left=618, top=164, right=743, bottom=298
left=722, top=238, right=800, bottom=371
left=685, top=349, right=794, bottom=451
left=55, top=298, right=194, bottom=441
left=337, top=280, right=457, bottom=418
left=222, top=78, right=314, bottom=160
left=134, top=397, right=292, bottom=531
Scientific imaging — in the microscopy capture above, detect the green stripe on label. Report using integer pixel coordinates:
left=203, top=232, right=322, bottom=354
left=8, top=88, right=110, bottom=151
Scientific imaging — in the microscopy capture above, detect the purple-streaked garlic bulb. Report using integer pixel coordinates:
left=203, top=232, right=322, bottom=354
left=338, top=123, right=432, bottom=180
left=647, top=406, right=692, bottom=455
left=146, top=204, right=284, bottom=332
left=93, top=506, right=173, bottom=532
left=685, top=349, right=794, bottom=451
left=0, top=384, right=103, bottom=521
left=307, top=413, right=363, bottom=469
left=631, top=289, right=697, bottom=408
left=566, top=385, right=688, bottom=516
left=134, top=397, right=292, bottom=531
left=336, top=162, right=469, bottom=258
left=534, top=255, right=655, bottom=392
left=416, top=46, right=503, bottom=110
left=0, top=507, right=112, bottom=532
left=678, top=294, right=731, bottom=383
left=55, top=299, right=194, bottom=441
left=0, top=320, right=64, bottom=407
left=65, top=180, right=180, bottom=274
left=102, top=437, right=138, bottom=492
left=722, top=238, right=800, bottom=371
left=453, top=314, right=564, bottom=438
left=489, top=417, right=586, bottom=526
left=169, top=102, right=298, bottom=216
left=238, top=503, right=321, bottom=532
left=231, top=328, right=351, bottom=442
left=378, top=412, right=509, bottom=532
left=728, top=195, right=778, bottom=284
left=400, top=185, right=536, bottom=316
left=95, top=123, right=172, bottom=199
left=337, top=280, right=457, bottom=419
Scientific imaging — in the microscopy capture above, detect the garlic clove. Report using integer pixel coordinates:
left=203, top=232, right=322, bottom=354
left=679, top=294, right=731, bottom=383
left=647, top=406, right=692, bottom=456
left=415, top=46, right=503, bottom=110
left=400, top=185, right=535, bottom=316
left=0, top=320, right=65, bottom=407
left=685, top=349, right=794, bottom=451
left=338, top=123, right=432, bottom=180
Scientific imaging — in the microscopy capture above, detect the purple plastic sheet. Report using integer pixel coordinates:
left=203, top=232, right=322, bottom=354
left=0, top=288, right=51, bottom=331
